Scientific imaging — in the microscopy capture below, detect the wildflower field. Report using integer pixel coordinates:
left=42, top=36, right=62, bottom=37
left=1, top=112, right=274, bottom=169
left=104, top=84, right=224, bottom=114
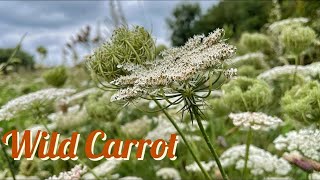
left=0, top=1, right=320, bottom=180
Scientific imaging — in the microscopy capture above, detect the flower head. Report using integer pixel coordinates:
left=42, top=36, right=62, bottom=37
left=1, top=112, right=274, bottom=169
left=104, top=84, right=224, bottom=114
left=274, top=127, right=320, bottom=161
left=0, top=88, right=75, bottom=121
left=229, top=112, right=283, bottom=131
left=156, top=167, right=181, bottom=180
left=220, top=145, right=291, bottom=176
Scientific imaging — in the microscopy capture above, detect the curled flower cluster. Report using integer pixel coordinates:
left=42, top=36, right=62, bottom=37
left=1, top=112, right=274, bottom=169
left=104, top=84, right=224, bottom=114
left=0, top=88, right=75, bottom=121
left=108, top=28, right=236, bottom=101
left=87, top=26, right=156, bottom=81
left=156, top=167, right=181, bottom=180
left=229, top=112, right=283, bottom=131
left=274, top=127, right=320, bottom=161
left=220, top=145, right=291, bottom=176
left=47, top=164, right=87, bottom=180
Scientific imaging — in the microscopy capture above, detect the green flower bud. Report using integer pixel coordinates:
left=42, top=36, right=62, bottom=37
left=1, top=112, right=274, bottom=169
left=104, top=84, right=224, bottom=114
left=221, top=77, right=272, bottom=112
left=43, top=66, right=68, bottom=87
left=239, top=33, right=272, bottom=53
left=87, top=26, right=156, bottom=81
left=280, top=25, right=316, bottom=55
left=281, top=81, right=320, bottom=124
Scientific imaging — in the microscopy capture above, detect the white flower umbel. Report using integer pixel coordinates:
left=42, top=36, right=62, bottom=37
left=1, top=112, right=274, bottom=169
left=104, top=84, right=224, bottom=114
left=0, top=88, right=75, bottom=121
left=82, top=159, right=122, bottom=179
left=274, top=127, right=320, bottom=161
left=145, top=115, right=184, bottom=141
left=62, top=88, right=99, bottom=104
left=304, top=62, right=320, bottom=77
left=47, top=164, right=87, bottom=180
left=156, top=167, right=181, bottom=180
left=309, top=172, right=320, bottom=180
left=226, top=52, right=268, bottom=68
left=49, top=105, right=88, bottom=130
left=119, top=176, right=143, bottom=180
left=229, top=112, right=283, bottom=131
left=268, top=17, right=309, bottom=35
left=220, top=145, right=291, bottom=176
left=110, top=29, right=236, bottom=101
left=185, top=161, right=215, bottom=172
left=121, top=115, right=152, bottom=137
left=257, top=65, right=307, bottom=82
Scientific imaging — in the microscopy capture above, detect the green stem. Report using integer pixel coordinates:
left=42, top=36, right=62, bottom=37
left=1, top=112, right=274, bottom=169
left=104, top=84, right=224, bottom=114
left=243, top=127, right=252, bottom=179
left=153, top=99, right=212, bottom=180
left=192, top=106, right=229, bottom=180
left=0, top=132, right=16, bottom=180
left=292, top=55, right=299, bottom=84
left=39, top=117, right=51, bottom=134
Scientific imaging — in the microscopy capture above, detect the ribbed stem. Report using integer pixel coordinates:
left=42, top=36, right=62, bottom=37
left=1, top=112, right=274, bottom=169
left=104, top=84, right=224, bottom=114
left=153, top=99, right=212, bottom=180
left=243, top=127, right=252, bottom=179
left=192, top=106, right=229, bottom=180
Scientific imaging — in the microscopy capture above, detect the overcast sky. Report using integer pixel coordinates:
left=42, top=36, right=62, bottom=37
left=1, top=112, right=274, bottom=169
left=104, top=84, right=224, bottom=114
left=0, top=1, right=217, bottom=66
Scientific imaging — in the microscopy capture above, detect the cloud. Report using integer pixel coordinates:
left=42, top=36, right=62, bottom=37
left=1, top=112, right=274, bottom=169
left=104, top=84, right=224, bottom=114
left=0, top=1, right=216, bottom=66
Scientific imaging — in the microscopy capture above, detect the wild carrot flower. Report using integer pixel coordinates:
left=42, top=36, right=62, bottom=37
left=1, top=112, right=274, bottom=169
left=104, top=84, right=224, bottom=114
left=156, top=167, right=181, bottom=180
left=220, top=145, right=291, bottom=176
left=47, top=164, right=87, bottom=180
left=0, top=88, right=75, bottom=121
left=82, top=160, right=121, bottom=179
left=274, top=127, right=320, bottom=161
left=185, top=161, right=215, bottom=172
left=229, top=112, right=283, bottom=131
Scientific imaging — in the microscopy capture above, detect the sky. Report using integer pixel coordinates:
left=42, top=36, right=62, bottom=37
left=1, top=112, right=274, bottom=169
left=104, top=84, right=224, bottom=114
left=0, top=1, right=217, bottom=66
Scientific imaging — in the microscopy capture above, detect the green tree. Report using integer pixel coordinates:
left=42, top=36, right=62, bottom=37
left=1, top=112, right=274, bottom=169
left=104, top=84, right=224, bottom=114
left=166, top=3, right=201, bottom=46
left=0, top=47, right=34, bottom=74
left=193, top=0, right=272, bottom=39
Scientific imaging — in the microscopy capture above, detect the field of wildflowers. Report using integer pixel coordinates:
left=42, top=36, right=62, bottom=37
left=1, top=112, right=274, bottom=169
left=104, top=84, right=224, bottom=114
left=0, top=1, right=320, bottom=180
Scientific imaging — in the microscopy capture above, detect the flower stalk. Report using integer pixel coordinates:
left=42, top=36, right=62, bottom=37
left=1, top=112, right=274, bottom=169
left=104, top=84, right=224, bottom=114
left=191, top=105, right=229, bottom=180
left=243, top=127, right=253, bottom=179
left=153, top=98, right=212, bottom=180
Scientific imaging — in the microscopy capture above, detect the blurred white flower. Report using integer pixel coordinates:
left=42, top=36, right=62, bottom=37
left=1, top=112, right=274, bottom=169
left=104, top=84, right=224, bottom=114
left=47, top=164, right=87, bottom=180
left=268, top=17, right=309, bottom=35
left=309, top=172, right=320, bottom=180
left=274, top=127, right=320, bottom=161
left=226, top=52, right=268, bottom=68
left=156, top=167, right=181, bottom=180
left=220, top=145, right=291, bottom=176
left=145, top=115, right=183, bottom=141
left=53, top=105, right=88, bottom=130
left=258, top=65, right=307, bottom=82
left=62, top=88, right=99, bottom=104
left=185, top=161, right=215, bottom=172
left=0, top=88, right=75, bottom=121
left=229, top=112, right=283, bottom=131
left=82, top=159, right=122, bottom=179
left=119, top=176, right=143, bottom=180
left=121, top=116, right=152, bottom=137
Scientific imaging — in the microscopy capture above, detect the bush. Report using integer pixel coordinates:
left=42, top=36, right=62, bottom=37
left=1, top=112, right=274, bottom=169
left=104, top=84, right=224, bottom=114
left=281, top=81, right=320, bottom=124
left=43, top=66, right=68, bottom=87
left=221, top=77, right=272, bottom=112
